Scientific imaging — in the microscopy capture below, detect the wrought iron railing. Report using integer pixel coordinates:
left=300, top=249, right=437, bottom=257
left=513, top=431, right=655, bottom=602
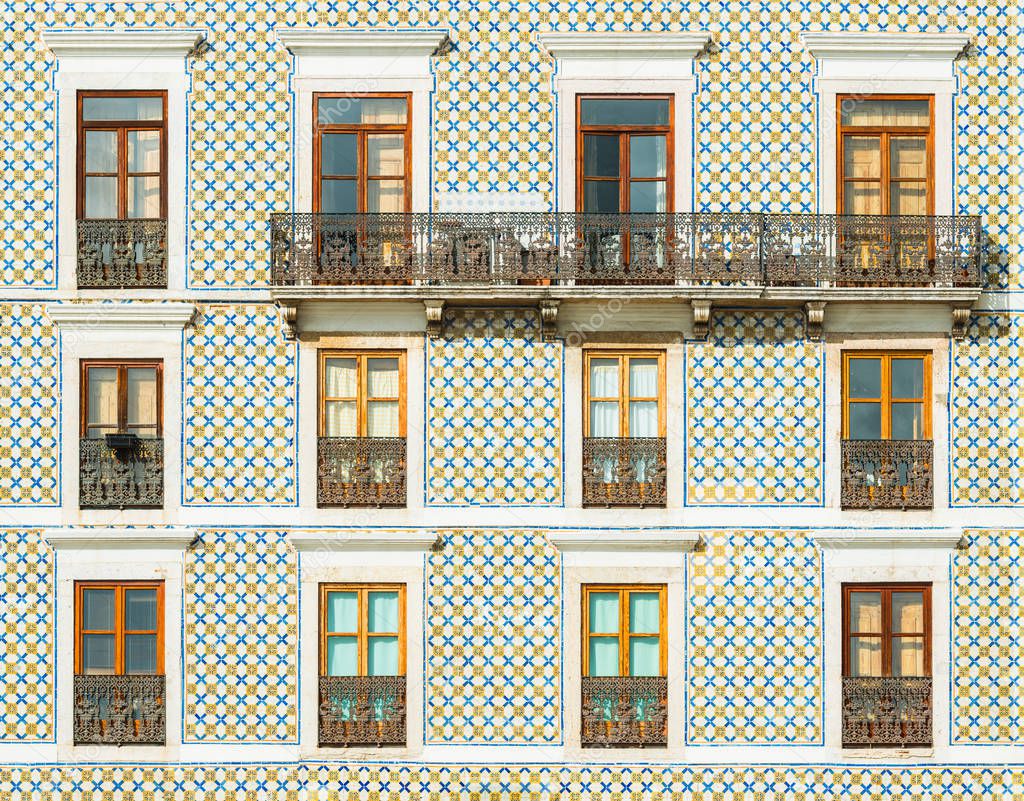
left=79, top=437, right=164, bottom=509
left=582, top=437, right=667, bottom=507
left=581, top=675, right=668, bottom=747
left=270, top=212, right=982, bottom=288
left=317, top=437, right=406, bottom=507
left=319, top=675, right=406, bottom=747
left=73, top=674, right=166, bottom=745
left=842, top=675, right=932, bottom=748
left=77, top=219, right=168, bottom=288
left=841, top=439, right=933, bottom=510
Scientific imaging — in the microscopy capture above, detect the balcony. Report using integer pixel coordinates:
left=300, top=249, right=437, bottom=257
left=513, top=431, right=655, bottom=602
left=73, top=674, right=166, bottom=746
left=319, top=675, right=406, bottom=747
left=842, top=676, right=932, bottom=748
left=79, top=437, right=164, bottom=509
left=581, top=675, right=668, bottom=748
left=582, top=437, right=666, bottom=507
left=77, top=219, right=168, bottom=289
left=317, top=437, right=406, bottom=507
left=841, top=439, right=933, bottom=510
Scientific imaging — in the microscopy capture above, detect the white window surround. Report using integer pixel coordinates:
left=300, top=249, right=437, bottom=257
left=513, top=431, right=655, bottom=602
left=802, top=32, right=972, bottom=217
left=290, top=529, right=434, bottom=759
left=46, top=527, right=193, bottom=761
left=537, top=32, right=711, bottom=215
left=42, top=29, right=203, bottom=293
left=277, top=29, right=448, bottom=215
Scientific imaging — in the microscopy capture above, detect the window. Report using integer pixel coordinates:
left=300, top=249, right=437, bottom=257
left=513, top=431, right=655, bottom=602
left=577, top=96, right=673, bottom=213
left=320, top=585, right=405, bottom=677
left=583, top=585, right=666, bottom=677
left=838, top=95, right=933, bottom=216
left=76, top=581, right=163, bottom=675
left=81, top=360, right=162, bottom=439
left=842, top=352, right=931, bottom=441
left=843, top=584, right=931, bottom=678
left=585, top=352, right=664, bottom=438
left=319, top=351, right=405, bottom=438
left=77, top=91, right=167, bottom=220
left=314, top=94, right=411, bottom=213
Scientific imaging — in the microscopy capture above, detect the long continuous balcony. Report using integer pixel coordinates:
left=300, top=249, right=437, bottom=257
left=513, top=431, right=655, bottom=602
left=582, top=437, right=667, bottom=507
left=842, top=676, right=932, bottom=748
left=270, top=212, right=982, bottom=290
left=581, top=676, right=668, bottom=748
left=79, top=437, right=164, bottom=509
left=319, top=675, right=406, bottom=747
left=317, top=437, right=407, bottom=507
left=73, top=674, right=166, bottom=746
left=841, top=439, right=933, bottom=510
left=77, top=219, right=168, bottom=289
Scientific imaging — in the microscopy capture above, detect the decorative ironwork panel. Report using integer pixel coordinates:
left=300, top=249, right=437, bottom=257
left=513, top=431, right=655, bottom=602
left=581, top=676, right=668, bottom=748
left=582, top=437, right=666, bottom=507
left=79, top=438, right=164, bottom=509
left=319, top=675, right=406, bottom=747
left=76, top=219, right=168, bottom=288
left=842, top=676, right=932, bottom=748
left=317, top=437, right=406, bottom=507
left=73, top=674, right=165, bottom=746
left=841, top=439, right=933, bottom=510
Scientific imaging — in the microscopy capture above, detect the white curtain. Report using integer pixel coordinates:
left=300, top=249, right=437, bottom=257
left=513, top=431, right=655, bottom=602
left=367, top=359, right=399, bottom=397
left=589, top=402, right=619, bottom=437
left=325, top=401, right=357, bottom=437
left=87, top=368, right=118, bottom=436
left=628, top=402, right=658, bottom=437
left=324, top=358, right=357, bottom=397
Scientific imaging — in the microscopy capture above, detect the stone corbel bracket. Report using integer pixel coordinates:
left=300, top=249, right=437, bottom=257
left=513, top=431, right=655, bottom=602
left=424, top=300, right=445, bottom=338
left=277, top=301, right=299, bottom=340
left=691, top=299, right=712, bottom=340
left=804, top=300, right=827, bottom=341
left=951, top=304, right=972, bottom=339
left=539, top=300, right=560, bottom=342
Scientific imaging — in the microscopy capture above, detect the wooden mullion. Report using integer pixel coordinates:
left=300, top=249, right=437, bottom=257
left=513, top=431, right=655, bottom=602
left=619, top=588, right=628, bottom=677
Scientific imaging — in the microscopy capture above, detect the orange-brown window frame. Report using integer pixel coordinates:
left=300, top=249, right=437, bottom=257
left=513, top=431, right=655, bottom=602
left=317, top=350, right=407, bottom=437
left=836, top=94, right=934, bottom=217
left=575, top=94, right=675, bottom=213
left=76, top=90, right=168, bottom=220
left=74, top=580, right=165, bottom=675
left=79, top=359, right=164, bottom=437
left=842, top=583, right=931, bottom=678
left=318, top=583, right=406, bottom=676
left=312, top=92, right=413, bottom=214
left=582, top=584, right=667, bottom=677
left=841, top=351, right=931, bottom=440
left=583, top=351, right=666, bottom=438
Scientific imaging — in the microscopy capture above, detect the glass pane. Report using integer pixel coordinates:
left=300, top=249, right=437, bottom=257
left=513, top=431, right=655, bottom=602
left=840, top=98, right=930, bottom=127
left=892, top=637, right=926, bottom=677
left=629, top=136, right=666, bottom=178
left=588, top=592, right=619, bottom=634
left=848, top=358, right=881, bottom=398
left=82, top=588, right=115, bottom=630
left=367, top=179, right=405, bottom=213
left=326, top=591, right=358, bottom=632
left=366, top=401, right=399, bottom=437
left=589, top=401, right=619, bottom=437
left=628, top=401, right=658, bottom=437
left=890, top=358, right=924, bottom=398
left=126, top=368, right=158, bottom=431
left=843, top=136, right=881, bottom=178
left=367, top=636, right=399, bottom=675
left=891, top=403, right=924, bottom=440
left=629, top=592, right=660, bottom=633
left=849, top=591, right=882, bottom=632
left=317, top=96, right=408, bottom=124
left=124, top=588, right=157, bottom=630
left=128, top=176, right=161, bottom=218
left=583, top=134, right=619, bottom=177
left=326, top=635, right=358, bottom=676
left=580, top=98, right=670, bottom=126
left=324, top=400, right=358, bottom=437
left=844, top=182, right=881, bottom=214
left=629, top=181, right=666, bottom=212
left=590, top=358, right=619, bottom=397
left=890, top=137, right=927, bottom=179
left=367, top=358, right=399, bottom=397
left=588, top=636, right=619, bottom=677
left=629, top=358, right=659, bottom=396
left=85, top=176, right=117, bottom=218
left=848, top=402, right=882, bottom=440
left=317, top=96, right=361, bottom=124
left=124, top=634, right=157, bottom=674
left=848, top=636, right=883, bottom=677
left=324, top=357, right=357, bottom=397
left=321, top=133, right=358, bottom=176
left=321, top=179, right=357, bottom=213
left=127, top=130, right=161, bottom=172
left=368, top=591, right=399, bottom=633
left=82, top=96, right=163, bottom=121
left=84, top=130, right=117, bottom=172
left=892, top=592, right=925, bottom=633
left=583, top=180, right=620, bottom=213
left=87, top=367, right=119, bottom=430
left=629, top=636, right=660, bottom=676
left=82, top=634, right=115, bottom=674
left=367, top=134, right=404, bottom=176
left=891, top=183, right=927, bottom=215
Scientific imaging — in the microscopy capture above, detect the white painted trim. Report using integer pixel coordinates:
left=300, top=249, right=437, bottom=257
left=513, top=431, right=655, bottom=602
left=46, top=302, right=196, bottom=330
left=45, top=527, right=195, bottom=550
left=276, top=29, right=447, bottom=62
left=802, top=32, right=971, bottom=62
left=814, top=529, right=963, bottom=550
left=548, top=529, right=701, bottom=552
left=290, top=530, right=437, bottom=552
left=537, top=32, right=711, bottom=62
left=42, top=28, right=204, bottom=58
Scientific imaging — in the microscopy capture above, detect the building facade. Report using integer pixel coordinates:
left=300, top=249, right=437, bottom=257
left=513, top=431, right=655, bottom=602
left=0, top=1, right=1022, bottom=797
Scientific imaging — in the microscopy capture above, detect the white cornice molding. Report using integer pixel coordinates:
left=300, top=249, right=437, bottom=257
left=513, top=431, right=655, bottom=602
left=537, top=31, right=711, bottom=61
left=45, top=528, right=196, bottom=551
left=46, top=302, right=196, bottom=331
left=42, top=28, right=205, bottom=59
left=814, top=529, right=964, bottom=550
left=547, top=529, right=702, bottom=553
left=276, top=28, right=448, bottom=59
left=802, top=32, right=971, bottom=62
left=290, top=530, right=438, bottom=553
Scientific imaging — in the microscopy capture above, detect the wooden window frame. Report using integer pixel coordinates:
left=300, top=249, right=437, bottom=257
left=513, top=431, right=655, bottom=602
left=318, top=583, right=406, bottom=676
left=317, top=350, right=406, bottom=437
left=575, top=94, right=675, bottom=214
left=841, top=583, right=931, bottom=678
left=79, top=359, right=164, bottom=438
left=74, top=580, right=165, bottom=675
left=583, top=350, right=666, bottom=438
left=76, top=90, right=168, bottom=220
left=312, top=92, right=413, bottom=214
left=836, top=94, right=934, bottom=217
left=841, top=350, right=932, bottom=440
left=582, top=584, right=667, bottom=678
